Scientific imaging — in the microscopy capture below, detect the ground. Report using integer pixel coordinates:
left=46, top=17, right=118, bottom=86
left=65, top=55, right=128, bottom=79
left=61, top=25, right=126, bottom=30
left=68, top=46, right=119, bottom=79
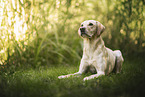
left=0, top=57, right=145, bottom=97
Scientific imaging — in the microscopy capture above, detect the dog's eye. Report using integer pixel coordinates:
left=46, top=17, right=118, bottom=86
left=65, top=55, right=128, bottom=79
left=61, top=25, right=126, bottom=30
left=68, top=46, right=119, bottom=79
left=81, top=24, right=83, bottom=27
left=89, top=23, right=93, bottom=26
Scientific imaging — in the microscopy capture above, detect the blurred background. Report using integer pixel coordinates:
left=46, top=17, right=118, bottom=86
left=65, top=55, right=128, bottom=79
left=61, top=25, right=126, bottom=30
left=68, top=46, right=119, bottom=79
left=0, top=0, right=145, bottom=68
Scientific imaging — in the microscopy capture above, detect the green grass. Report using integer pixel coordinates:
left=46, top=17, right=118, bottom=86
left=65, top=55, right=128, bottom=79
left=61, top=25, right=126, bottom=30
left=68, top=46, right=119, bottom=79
left=1, top=0, right=145, bottom=97
left=0, top=57, right=145, bottom=97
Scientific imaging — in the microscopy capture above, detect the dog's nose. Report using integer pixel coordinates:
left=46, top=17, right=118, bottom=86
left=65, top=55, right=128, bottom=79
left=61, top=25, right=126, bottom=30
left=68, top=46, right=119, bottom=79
left=80, top=27, right=85, bottom=32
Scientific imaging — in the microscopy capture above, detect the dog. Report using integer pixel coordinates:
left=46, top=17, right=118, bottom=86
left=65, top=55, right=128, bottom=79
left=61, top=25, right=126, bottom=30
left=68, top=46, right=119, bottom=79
left=58, top=20, right=124, bottom=81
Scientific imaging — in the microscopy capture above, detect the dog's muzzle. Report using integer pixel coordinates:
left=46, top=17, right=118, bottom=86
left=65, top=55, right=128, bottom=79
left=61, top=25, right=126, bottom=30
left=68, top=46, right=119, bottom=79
left=80, top=27, right=85, bottom=32
left=80, top=27, right=86, bottom=35
left=80, top=27, right=86, bottom=36
left=80, top=27, right=91, bottom=38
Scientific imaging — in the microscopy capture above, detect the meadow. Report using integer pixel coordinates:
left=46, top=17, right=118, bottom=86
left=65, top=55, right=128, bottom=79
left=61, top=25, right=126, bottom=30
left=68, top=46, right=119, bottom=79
left=0, top=56, right=145, bottom=97
left=0, top=0, right=145, bottom=97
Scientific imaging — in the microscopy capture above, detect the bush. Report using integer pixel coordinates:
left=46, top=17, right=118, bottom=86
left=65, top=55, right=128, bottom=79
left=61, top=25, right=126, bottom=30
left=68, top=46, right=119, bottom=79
left=0, top=0, right=145, bottom=68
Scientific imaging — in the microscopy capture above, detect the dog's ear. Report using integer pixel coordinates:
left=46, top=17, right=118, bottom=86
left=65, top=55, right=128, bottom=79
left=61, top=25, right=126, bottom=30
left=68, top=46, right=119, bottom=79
left=96, top=21, right=105, bottom=36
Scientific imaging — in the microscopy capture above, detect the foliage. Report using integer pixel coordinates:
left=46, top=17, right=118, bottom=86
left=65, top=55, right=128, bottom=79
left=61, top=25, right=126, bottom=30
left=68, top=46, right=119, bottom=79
left=109, top=0, right=145, bottom=53
left=0, top=0, right=145, bottom=67
left=0, top=1, right=145, bottom=97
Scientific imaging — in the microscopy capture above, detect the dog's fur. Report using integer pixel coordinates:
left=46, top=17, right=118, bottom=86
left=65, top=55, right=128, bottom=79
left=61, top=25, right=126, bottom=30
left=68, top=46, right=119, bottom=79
left=58, top=20, right=124, bottom=81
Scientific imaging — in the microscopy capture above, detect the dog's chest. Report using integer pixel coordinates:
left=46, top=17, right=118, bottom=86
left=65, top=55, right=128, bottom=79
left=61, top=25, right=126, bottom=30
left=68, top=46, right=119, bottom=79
left=83, top=38, right=105, bottom=65
left=84, top=45, right=102, bottom=65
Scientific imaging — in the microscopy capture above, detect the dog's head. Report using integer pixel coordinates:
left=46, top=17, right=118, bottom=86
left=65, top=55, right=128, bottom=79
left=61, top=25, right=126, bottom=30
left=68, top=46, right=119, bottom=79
left=78, top=20, right=105, bottom=38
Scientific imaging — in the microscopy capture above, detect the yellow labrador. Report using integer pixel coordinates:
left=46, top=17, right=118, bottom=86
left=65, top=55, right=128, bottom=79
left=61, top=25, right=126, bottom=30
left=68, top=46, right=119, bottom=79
left=58, top=20, right=124, bottom=81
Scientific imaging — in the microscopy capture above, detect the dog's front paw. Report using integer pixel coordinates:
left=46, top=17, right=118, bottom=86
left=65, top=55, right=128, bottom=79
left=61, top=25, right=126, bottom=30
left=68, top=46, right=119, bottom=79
left=83, top=77, right=91, bottom=81
left=58, top=75, right=69, bottom=79
left=83, top=75, right=95, bottom=81
left=83, top=77, right=89, bottom=81
left=58, top=75, right=66, bottom=79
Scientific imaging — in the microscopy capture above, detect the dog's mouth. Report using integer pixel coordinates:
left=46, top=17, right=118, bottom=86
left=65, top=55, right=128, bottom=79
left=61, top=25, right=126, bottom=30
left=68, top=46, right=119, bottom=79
left=79, top=27, right=92, bottom=38
left=81, top=32, right=91, bottom=38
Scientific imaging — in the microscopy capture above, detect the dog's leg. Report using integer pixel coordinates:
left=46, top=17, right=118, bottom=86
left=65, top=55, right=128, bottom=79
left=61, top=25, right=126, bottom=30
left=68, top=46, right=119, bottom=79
left=58, top=59, right=88, bottom=79
left=113, top=50, right=124, bottom=73
left=83, top=71, right=105, bottom=81
left=58, top=72, right=82, bottom=79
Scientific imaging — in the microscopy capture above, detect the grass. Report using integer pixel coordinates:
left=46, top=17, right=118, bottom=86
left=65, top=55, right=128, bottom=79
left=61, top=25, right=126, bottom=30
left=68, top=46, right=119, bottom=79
left=0, top=57, right=145, bottom=97
left=1, top=0, right=145, bottom=97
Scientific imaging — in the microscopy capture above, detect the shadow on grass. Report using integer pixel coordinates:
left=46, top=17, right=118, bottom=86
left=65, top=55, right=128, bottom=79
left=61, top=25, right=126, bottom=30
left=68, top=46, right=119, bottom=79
left=0, top=57, right=145, bottom=97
